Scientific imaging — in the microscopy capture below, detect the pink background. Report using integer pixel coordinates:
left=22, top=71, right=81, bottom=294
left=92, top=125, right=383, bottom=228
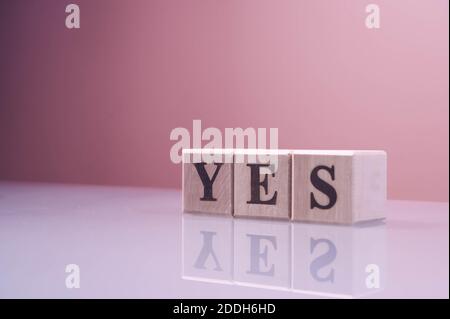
left=0, top=0, right=448, bottom=201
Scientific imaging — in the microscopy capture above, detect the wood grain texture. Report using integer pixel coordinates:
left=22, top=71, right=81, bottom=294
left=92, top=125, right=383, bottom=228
left=234, top=149, right=291, bottom=219
left=292, top=151, right=386, bottom=224
left=352, top=151, right=387, bottom=222
left=182, top=149, right=233, bottom=215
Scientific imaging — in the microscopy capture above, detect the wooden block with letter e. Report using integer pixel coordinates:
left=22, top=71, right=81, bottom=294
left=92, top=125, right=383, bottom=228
left=182, top=149, right=233, bottom=215
left=291, top=150, right=386, bottom=224
left=234, top=149, right=291, bottom=219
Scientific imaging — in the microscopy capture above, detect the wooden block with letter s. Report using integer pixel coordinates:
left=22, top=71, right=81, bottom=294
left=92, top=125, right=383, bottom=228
left=182, top=148, right=233, bottom=215
left=291, top=150, right=387, bottom=224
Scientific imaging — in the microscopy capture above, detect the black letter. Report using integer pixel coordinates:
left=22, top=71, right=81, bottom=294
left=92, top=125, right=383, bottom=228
left=310, top=165, right=337, bottom=209
left=246, top=164, right=277, bottom=205
left=194, top=163, right=223, bottom=201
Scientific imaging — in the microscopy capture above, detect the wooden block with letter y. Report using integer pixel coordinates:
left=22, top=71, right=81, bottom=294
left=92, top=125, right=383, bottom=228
left=234, top=149, right=291, bottom=219
left=182, top=149, right=233, bottom=215
left=291, top=150, right=386, bottom=224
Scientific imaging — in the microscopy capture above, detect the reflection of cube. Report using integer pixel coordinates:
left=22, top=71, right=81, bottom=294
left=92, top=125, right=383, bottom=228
left=234, top=218, right=291, bottom=289
left=292, top=150, right=387, bottom=224
left=182, top=213, right=233, bottom=283
left=292, top=222, right=386, bottom=298
left=182, top=149, right=233, bottom=215
left=234, top=149, right=291, bottom=219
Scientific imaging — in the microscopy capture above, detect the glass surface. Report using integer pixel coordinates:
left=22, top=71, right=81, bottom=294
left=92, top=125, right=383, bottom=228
left=0, top=182, right=448, bottom=298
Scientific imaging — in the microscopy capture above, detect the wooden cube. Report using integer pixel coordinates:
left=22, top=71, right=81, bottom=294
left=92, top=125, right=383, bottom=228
left=292, top=150, right=386, bottom=224
left=182, top=149, right=233, bottom=215
left=234, top=149, right=291, bottom=219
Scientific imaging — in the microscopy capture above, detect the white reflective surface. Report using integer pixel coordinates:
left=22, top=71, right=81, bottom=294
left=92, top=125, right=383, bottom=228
left=0, top=182, right=448, bottom=298
left=183, top=214, right=386, bottom=298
